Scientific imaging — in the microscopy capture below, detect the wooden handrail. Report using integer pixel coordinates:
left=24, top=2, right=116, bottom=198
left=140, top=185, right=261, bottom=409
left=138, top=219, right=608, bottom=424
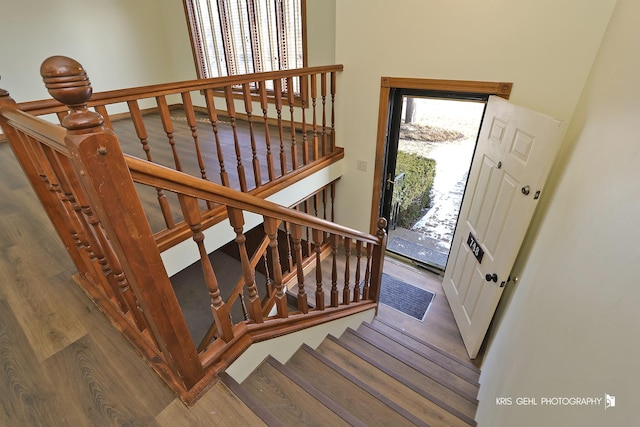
left=18, top=64, right=344, bottom=116
left=126, top=154, right=379, bottom=245
left=0, top=107, right=67, bottom=152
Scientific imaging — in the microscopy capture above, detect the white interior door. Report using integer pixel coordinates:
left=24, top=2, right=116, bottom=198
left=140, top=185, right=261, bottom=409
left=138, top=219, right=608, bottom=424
left=442, top=96, right=565, bottom=359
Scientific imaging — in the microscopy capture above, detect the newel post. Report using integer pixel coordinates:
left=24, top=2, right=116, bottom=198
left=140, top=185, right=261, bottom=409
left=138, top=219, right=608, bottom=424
left=369, top=217, right=388, bottom=310
left=39, top=56, right=204, bottom=389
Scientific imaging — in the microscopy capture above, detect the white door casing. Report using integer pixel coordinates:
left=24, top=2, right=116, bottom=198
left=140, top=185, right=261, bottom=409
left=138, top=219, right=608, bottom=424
left=442, top=96, right=565, bottom=358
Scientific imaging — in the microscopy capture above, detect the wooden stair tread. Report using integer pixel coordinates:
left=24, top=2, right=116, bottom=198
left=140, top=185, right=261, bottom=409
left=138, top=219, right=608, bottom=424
left=232, top=363, right=351, bottom=427
left=317, top=336, right=475, bottom=427
left=367, top=319, right=481, bottom=383
left=264, top=357, right=367, bottom=427
left=351, top=325, right=480, bottom=400
left=220, top=372, right=286, bottom=427
left=286, top=345, right=425, bottom=427
left=156, top=381, right=267, bottom=426
left=339, top=329, right=478, bottom=423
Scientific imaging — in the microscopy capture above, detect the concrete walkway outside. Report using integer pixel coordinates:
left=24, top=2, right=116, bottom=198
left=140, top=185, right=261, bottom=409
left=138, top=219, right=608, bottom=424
left=387, top=98, right=484, bottom=270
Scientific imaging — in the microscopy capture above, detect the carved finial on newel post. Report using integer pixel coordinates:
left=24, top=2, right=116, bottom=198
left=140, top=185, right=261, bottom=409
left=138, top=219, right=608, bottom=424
left=40, top=56, right=104, bottom=133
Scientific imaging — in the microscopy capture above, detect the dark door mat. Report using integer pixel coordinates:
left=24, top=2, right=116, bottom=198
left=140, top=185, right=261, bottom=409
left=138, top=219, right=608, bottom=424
left=379, top=273, right=435, bottom=321
left=387, top=237, right=448, bottom=270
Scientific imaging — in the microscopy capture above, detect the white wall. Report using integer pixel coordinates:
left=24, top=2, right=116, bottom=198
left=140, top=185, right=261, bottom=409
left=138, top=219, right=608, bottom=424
left=0, top=0, right=184, bottom=103
left=332, top=0, right=616, bottom=231
left=476, top=0, right=640, bottom=425
left=305, top=0, right=336, bottom=66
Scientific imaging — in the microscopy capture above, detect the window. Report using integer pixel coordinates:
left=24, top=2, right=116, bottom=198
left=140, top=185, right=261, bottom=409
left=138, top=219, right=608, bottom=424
left=184, top=0, right=306, bottom=79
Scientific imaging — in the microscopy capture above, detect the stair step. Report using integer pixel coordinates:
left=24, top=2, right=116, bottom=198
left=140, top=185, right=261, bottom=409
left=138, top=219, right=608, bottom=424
left=235, top=359, right=351, bottom=427
left=220, top=372, right=285, bottom=427
left=339, top=328, right=478, bottom=424
left=265, top=357, right=366, bottom=427
left=365, top=320, right=481, bottom=384
left=352, top=325, right=480, bottom=401
left=317, top=336, right=475, bottom=427
left=287, top=345, right=425, bottom=427
left=158, top=380, right=268, bottom=426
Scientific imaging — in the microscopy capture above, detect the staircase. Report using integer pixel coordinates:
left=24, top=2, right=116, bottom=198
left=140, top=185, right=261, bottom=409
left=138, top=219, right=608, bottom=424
left=222, top=318, right=480, bottom=426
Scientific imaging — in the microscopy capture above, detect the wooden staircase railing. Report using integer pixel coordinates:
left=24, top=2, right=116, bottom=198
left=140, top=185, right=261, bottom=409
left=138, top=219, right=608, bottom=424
left=17, top=56, right=344, bottom=253
left=0, top=56, right=386, bottom=405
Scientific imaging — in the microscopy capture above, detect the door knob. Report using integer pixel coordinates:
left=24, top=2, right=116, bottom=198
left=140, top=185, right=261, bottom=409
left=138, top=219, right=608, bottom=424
left=485, top=273, right=498, bottom=282
left=521, top=185, right=530, bottom=196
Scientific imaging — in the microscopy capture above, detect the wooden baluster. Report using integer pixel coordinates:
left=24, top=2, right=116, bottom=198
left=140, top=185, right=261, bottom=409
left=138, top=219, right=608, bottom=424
left=182, top=92, right=215, bottom=209
left=242, top=83, right=262, bottom=188
left=369, top=218, right=388, bottom=305
left=286, top=76, right=298, bottom=170
left=263, top=217, right=288, bottom=318
left=363, top=242, right=373, bottom=300
left=310, top=73, right=319, bottom=161
left=227, top=207, right=263, bottom=323
left=283, top=222, right=294, bottom=273
left=204, top=89, right=230, bottom=187
left=94, top=105, right=112, bottom=130
left=299, top=75, right=309, bottom=165
left=343, top=237, right=351, bottom=305
left=238, top=293, right=249, bottom=321
left=312, top=229, right=325, bottom=310
left=290, top=224, right=308, bottom=314
left=127, top=99, right=175, bottom=229
left=322, top=186, right=328, bottom=221
left=331, top=234, right=339, bottom=307
left=262, top=251, right=273, bottom=298
left=353, top=241, right=363, bottom=302
left=179, top=194, right=233, bottom=342
left=330, top=71, right=337, bottom=152
left=320, top=72, right=327, bottom=157
left=307, top=196, right=318, bottom=256
left=273, top=78, right=287, bottom=176
left=45, top=149, right=124, bottom=307
left=305, top=199, right=313, bottom=255
left=258, top=81, right=275, bottom=181
left=36, top=143, right=105, bottom=292
left=330, top=181, right=336, bottom=222
left=156, top=95, right=182, bottom=171
left=328, top=181, right=336, bottom=242
left=224, top=86, right=248, bottom=192
left=182, top=93, right=209, bottom=176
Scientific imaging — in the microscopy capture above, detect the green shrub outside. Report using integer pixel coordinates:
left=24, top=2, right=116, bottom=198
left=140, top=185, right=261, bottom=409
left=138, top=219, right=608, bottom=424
left=394, top=151, right=436, bottom=228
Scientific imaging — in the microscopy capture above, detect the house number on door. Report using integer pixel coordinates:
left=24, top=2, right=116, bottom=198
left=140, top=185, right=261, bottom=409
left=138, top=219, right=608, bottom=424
left=467, top=232, right=484, bottom=264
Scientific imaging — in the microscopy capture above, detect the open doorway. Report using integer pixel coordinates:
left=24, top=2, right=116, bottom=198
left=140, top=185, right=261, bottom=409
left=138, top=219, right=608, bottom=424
left=383, top=92, right=486, bottom=272
left=373, top=79, right=512, bottom=274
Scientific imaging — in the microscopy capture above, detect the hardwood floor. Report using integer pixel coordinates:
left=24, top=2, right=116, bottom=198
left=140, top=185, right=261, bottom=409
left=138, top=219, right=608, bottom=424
left=0, top=140, right=478, bottom=425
